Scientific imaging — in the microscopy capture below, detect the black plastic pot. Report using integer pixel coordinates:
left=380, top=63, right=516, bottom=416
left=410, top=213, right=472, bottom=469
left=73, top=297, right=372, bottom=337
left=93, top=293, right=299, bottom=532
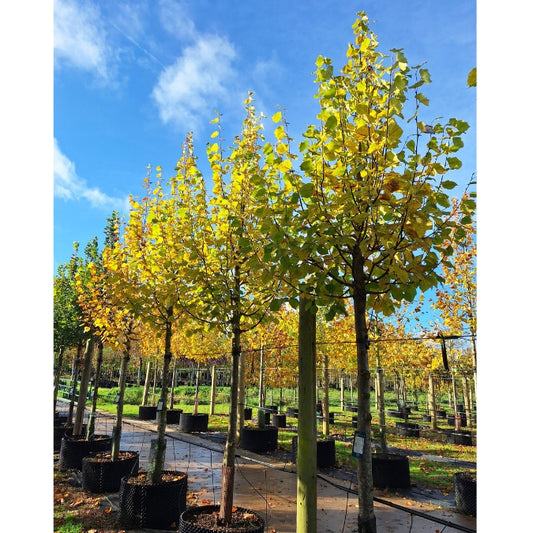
left=387, top=409, right=409, bottom=419
left=179, top=413, right=209, bottom=433
left=240, top=426, right=278, bottom=453
left=82, top=450, right=139, bottom=493
left=453, top=471, right=476, bottom=516
left=157, top=408, right=182, bottom=425
left=286, top=407, right=298, bottom=418
left=395, top=422, right=420, bottom=438
left=291, top=436, right=336, bottom=468
left=119, top=470, right=188, bottom=530
left=445, top=430, right=473, bottom=446
left=318, top=412, right=335, bottom=424
left=59, top=434, right=112, bottom=470
left=179, top=504, right=265, bottom=533
left=372, top=453, right=411, bottom=489
left=345, top=404, right=358, bottom=413
left=436, top=409, right=447, bottom=419
left=138, top=405, right=157, bottom=420
left=272, top=413, right=286, bottom=428
left=264, top=405, right=278, bottom=414
left=447, top=413, right=467, bottom=427
left=422, top=414, right=432, bottom=422
left=244, top=407, right=252, bottom=420
left=54, top=424, right=70, bottom=452
left=351, top=416, right=358, bottom=428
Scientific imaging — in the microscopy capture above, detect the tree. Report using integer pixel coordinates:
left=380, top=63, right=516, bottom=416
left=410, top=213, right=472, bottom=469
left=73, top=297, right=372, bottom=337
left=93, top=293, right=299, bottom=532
left=104, top=167, right=191, bottom=484
left=431, top=194, right=477, bottom=394
left=78, top=212, right=141, bottom=458
left=182, top=96, right=282, bottom=525
left=53, top=243, right=88, bottom=415
left=263, top=13, right=475, bottom=533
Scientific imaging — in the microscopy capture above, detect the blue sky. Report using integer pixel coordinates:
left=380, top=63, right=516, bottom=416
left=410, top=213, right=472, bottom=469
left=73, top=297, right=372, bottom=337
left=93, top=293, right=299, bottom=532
left=53, top=0, right=476, bottom=271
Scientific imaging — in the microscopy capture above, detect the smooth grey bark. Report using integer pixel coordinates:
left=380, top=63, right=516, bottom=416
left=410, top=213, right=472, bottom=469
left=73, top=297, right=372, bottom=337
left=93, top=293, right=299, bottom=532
left=148, top=315, right=172, bottom=484
left=376, top=366, right=387, bottom=452
left=67, top=341, right=83, bottom=425
left=74, top=338, right=95, bottom=436
left=321, top=354, right=330, bottom=436
left=209, top=365, right=217, bottom=416
left=352, top=248, right=376, bottom=533
left=296, top=295, right=317, bottom=533
left=141, top=360, right=152, bottom=406
left=86, top=340, right=104, bottom=440
left=169, top=357, right=177, bottom=409
left=111, top=339, right=131, bottom=461
left=428, top=373, right=438, bottom=430
left=236, top=346, right=246, bottom=442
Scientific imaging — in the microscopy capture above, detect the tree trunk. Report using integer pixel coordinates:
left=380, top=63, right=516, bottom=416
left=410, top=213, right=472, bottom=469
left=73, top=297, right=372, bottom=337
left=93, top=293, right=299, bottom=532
left=258, top=343, right=265, bottom=408
left=210, top=365, right=217, bottom=416
left=87, top=340, right=104, bottom=440
left=151, top=361, right=158, bottom=406
left=53, top=347, right=64, bottom=413
left=219, top=309, right=241, bottom=525
left=67, top=341, right=83, bottom=425
left=296, top=295, right=317, bottom=533
left=352, top=248, right=376, bottom=533
left=428, top=372, right=438, bottom=430
left=142, top=360, right=152, bottom=406
left=74, top=338, right=95, bottom=436
left=148, top=317, right=172, bottom=484
left=321, top=354, right=330, bottom=436
left=340, top=372, right=345, bottom=411
left=193, top=362, right=200, bottom=415
left=376, top=366, right=387, bottom=452
left=169, top=357, right=177, bottom=409
left=111, top=339, right=131, bottom=461
left=236, top=346, right=246, bottom=442
left=462, top=375, right=472, bottom=428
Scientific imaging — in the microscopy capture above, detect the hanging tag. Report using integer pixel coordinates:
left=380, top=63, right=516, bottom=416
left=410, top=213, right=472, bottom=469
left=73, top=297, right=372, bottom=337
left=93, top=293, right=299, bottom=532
left=352, top=430, right=366, bottom=458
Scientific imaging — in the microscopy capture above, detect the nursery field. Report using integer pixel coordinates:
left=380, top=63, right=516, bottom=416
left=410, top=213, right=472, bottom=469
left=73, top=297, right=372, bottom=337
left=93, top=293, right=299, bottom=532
left=94, top=384, right=476, bottom=493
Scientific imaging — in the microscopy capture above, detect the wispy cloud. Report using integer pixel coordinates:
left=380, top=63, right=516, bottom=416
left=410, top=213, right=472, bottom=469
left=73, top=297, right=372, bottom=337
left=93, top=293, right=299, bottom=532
left=54, top=139, right=129, bottom=212
left=54, top=0, right=111, bottom=82
left=152, top=34, right=237, bottom=131
left=157, top=0, right=197, bottom=41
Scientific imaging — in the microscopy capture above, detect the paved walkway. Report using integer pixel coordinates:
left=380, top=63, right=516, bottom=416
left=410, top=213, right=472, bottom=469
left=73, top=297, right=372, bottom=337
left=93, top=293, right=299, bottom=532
left=56, top=401, right=477, bottom=532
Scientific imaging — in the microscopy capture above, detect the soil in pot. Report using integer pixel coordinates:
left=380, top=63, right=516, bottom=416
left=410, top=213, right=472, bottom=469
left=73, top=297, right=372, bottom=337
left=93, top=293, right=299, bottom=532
left=138, top=405, right=157, bottom=420
left=240, top=426, right=278, bottom=453
left=179, top=504, right=264, bottom=533
left=119, top=470, right=188, bottom=530
left=372, top=453, right=411, bottom=489
left=59, top=434, right=112, bottom=470
left=82, top=450, right=139, bottom=493
left=453, top=471, right=476, bottom=516
left=179, top=412, right=209, bottom=433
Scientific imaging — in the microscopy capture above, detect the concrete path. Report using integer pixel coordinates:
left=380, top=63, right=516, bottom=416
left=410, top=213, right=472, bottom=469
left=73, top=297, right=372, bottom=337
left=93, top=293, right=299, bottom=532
left=56, top=402, right=477, bottom=532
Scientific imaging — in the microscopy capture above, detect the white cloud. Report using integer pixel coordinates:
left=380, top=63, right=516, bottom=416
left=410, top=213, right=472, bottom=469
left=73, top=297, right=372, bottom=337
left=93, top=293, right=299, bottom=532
left=54, top=0, right=111, bottom=81
left=54, top=139, right=129, bottom=212
left=152, top=34, right=237, bottom=130
left=158, top=0, right=197, bottom=41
